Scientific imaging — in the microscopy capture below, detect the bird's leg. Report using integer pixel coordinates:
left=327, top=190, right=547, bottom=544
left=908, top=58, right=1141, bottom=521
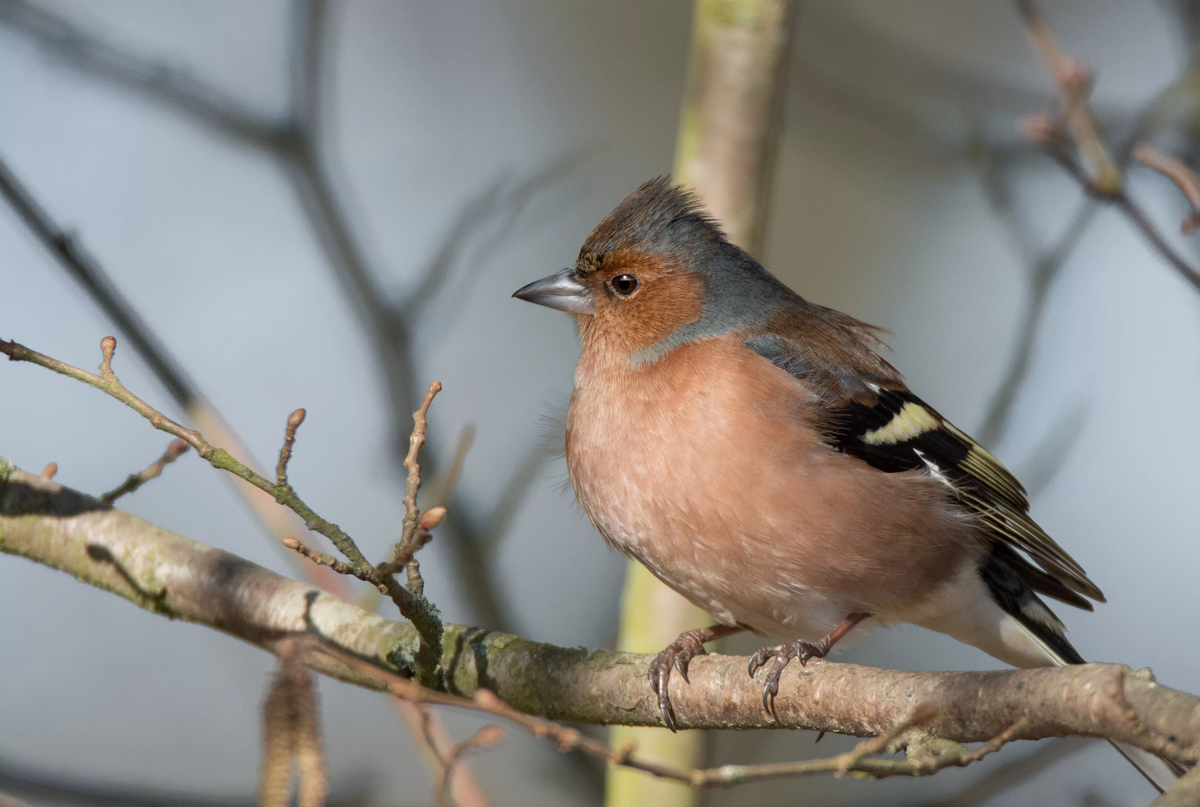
left=649, top=624, right=743, bottom=732
left=748, top=612, right=872, bottom=719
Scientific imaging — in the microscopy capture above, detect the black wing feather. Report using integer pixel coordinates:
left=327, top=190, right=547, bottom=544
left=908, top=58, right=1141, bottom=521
left=747, top=333, right=1105, bottom=611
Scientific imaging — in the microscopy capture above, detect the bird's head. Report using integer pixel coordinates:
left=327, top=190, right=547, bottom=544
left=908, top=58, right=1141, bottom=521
left=513, top=177, right=792, bottom=365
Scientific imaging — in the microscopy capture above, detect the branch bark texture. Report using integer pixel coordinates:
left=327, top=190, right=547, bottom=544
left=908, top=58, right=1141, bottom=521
left=2, top=463, right=1197, bottom=766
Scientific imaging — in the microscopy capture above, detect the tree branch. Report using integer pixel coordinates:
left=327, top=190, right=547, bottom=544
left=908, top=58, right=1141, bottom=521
left=2, top=463, right=1198, bottom=767
left=0, top=0, right=553, bottom=632
left=0, top=335, right=444, bottom=686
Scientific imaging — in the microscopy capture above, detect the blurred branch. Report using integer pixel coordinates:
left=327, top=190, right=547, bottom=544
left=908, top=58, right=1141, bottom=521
left=1015, top=1, right=1200, bottom=289
left=975, top=1, right=1200, bottom=447
left=0, top=153, right=197, bottom=404
left=0, top=0, right=561, bottom=632
left=1014, top=0, right=1121, bottom=193
left=1013, top=403, right=1089, bottom=499
left=426, top=718, right=502, bottom=807
left=0, top=147, right=350, bottom=594
left=974, top=141, right=1097, bottom=447
left=392, top=700, right=493, bottom=807
left=0, top=0, right=281, bottom=146
left=1133, top=142, right=1200, bottom=233
left=3, top=467, right=1200, bottom=778
left=1025, top=125, right=1200, bottom=291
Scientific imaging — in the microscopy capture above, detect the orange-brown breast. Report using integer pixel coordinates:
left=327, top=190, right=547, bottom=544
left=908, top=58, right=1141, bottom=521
left=565, top=334, right=979, bottom=640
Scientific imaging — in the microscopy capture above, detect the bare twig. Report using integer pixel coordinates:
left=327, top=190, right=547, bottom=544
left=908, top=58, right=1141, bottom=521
left=976, top=13, right=1200, bottom=448
left=835, top=706, right=936, bottom=776
left=1015, top=5, right=1200, bottom=293
left=1026, top=136, right=1200, bottom=291
left=1133, top=143, right=1200, bottom=234
left=1014, top=0, right=1121, bottom=193
left=0, top=0, right=546, bottom=634
left=282, top=536, right=357, bottom=577
left=313, top=639, right=1027, bottom=789
left=922, top=738, right=1089, bottom=807
left=0, top=152, right=352, bottom=593
left=435, top=724, right=503, bottom=807
left=277, top=409, right=307, bottom=489
left=393, top=382, right=441, bottom=595
left=99, top=438, right=189, bottom=504
left=392, top=700, right=492, bottom=807
left=0, top=335, right=444, bottom=685
left=976, top=1, right=1200, bottom=454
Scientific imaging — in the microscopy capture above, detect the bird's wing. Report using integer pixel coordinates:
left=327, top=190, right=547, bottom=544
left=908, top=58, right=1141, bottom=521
left=746, top=332, right=1104, bottom=608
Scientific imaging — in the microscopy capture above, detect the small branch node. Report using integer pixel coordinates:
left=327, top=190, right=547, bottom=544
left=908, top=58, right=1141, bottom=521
left=420, top=505, right=447, bottom=531
left=99, top=335, right=116, bottom=377
left=276, top=407, right=307, bottom=487
left=282, top=535, right=357, bottom=577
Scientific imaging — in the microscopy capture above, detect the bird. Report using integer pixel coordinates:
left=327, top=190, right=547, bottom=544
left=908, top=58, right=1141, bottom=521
left=512, top=176, right=1181, bottom=790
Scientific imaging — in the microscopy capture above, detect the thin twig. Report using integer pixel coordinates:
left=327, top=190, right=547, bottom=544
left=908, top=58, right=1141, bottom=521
left=1014, top=4, right=1200, bottom=293
left=298, top=638, right=1030, bottom=790
left=835, top=706, right=936, bottom=776
left=1029, top=137, right=1200, bottom=291
left=1133, top=143, right=1200, bottom=234
left=435, top=724, right=503, bottom=807
left=0, top=0, right=547, bottom=633
left=395, top=382, right=441, bottom=595
left=0, top=335, right=444, bottom=684
left=276, top=408, right=307, bottom=489
left=1014, top=0, right=1121, bottom=193
left=99, top=438, right=189, bottom=504
left=0, top=151, right=352, bottom=591
left=922, top=738, right=1088, bottom=807
left=392, top=700, right=493, bottom=807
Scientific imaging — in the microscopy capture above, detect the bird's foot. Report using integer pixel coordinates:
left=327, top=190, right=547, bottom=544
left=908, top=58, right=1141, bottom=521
left=648, top=629, right=711, bottom=732
left=747, top=638, right=831, bottom=719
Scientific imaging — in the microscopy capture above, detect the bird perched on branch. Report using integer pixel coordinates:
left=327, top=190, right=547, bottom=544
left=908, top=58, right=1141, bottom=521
left=513, top=177, right=1179, bottom=790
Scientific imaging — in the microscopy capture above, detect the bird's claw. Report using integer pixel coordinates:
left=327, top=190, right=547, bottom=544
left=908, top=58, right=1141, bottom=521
left=747, top=639, right=830, bottom=720
left=648, top=631, right=710, bottom=732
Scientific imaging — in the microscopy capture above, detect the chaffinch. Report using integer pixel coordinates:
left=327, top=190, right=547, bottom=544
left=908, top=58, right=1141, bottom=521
left=514, top=177, right=1178, bottom=788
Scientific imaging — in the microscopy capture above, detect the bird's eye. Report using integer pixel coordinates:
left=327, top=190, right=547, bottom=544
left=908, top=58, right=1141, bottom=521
left=610, top=274, right=639, bottom=296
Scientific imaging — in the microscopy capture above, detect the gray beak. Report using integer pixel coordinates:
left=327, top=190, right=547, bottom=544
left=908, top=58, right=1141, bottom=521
left=512, top=267, right=595, bottom=314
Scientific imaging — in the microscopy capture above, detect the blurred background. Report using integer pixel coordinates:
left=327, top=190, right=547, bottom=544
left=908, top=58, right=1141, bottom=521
left=2, top=1, right=1199, bottom=805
